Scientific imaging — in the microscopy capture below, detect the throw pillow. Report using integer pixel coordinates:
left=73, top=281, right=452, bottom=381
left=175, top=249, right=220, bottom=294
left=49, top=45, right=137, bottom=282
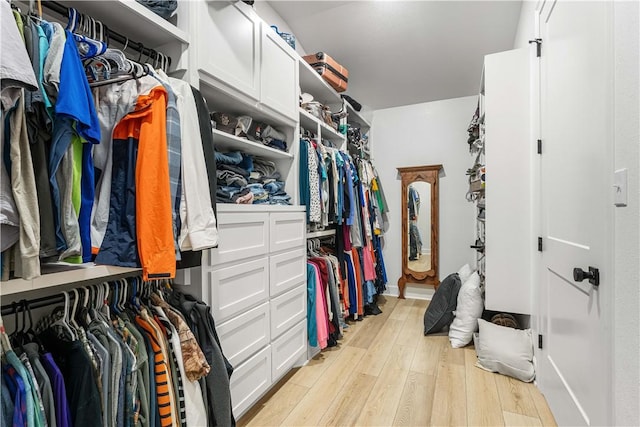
left=457, top=263, right=473, bottom=283
left=423, top=273, right=462, bottom=335
left=474, top=319, right=535, bottom=382
left=449, top=271, right=483, bottom=348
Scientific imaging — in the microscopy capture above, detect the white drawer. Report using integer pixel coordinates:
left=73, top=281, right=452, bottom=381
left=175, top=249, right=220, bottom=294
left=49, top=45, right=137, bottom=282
left=270, top=285, right=306, bottom=339
left=218, top=302, right=270, bottom=368
left=271, top=320, right=307, bottom=382
left=210, top=212, right=269, bottom=265
left=209, top=257, right=269, bottom=323
left=230, top=345, right=272, bottom=418
left=269, top=212, right=305, bottom=253
left=269, top=248, right=306, bottom=297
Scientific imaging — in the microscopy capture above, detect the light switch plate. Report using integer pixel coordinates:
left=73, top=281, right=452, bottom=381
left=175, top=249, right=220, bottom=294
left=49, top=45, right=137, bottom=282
left=614, top=168, right=628, bottom=207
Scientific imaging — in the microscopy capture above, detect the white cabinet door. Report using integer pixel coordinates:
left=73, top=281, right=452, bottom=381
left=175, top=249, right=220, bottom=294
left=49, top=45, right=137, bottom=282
left=269, top=212, right=306, bottom=253
left=230, top=345, right=272, bottom=418
left=484, top=48, right=531, bottom=315
left=270, top=285, right=306, bottom=339
left=217, top=302, right=270, bottom=368
left=271, top=320, right=307, bottom=382
left=269, top=248, right=306, bottom=297
left=209, top=212, right=269, bottom=265
left=199, top=1, right=260, bottom=100
left=260, top=23, right=298, bottom=121
left=209, top=257, right=269, bottom=323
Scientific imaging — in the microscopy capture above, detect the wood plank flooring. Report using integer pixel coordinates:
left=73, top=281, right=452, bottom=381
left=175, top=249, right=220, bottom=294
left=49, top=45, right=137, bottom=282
left=238, top=297, right=557, bottom=427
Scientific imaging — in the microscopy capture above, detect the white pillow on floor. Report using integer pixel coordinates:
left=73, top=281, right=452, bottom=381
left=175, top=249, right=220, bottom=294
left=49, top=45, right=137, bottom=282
left=457, top=263, right=473, bottom=284
left=449, top=271, right=483, bottom=348
left=474, top=319, right=535, bottom=382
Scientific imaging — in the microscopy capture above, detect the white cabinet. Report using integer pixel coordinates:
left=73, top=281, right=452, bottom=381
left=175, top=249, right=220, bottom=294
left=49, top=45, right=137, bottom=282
left=271, top=320, right=307, bottom=382
left=270, top=212, right=306, bottom=253
left=218, top=302, right=270, bottom=367
left=230, top=345, right=272, bottom=417
left=198, top=207, right=307, bottom=419
left=270, top=285, right=306, bottom=339
left=197, top=1, right=260, bottom=100
left=209, top=212, right=269, bottom=265
left=209, top=257, right=269, bottom=323
left=270, top=248, right=306, bottom=297
left=260, top=23, right=299, bottom=121
left=483, top=48, right=532, bottom=315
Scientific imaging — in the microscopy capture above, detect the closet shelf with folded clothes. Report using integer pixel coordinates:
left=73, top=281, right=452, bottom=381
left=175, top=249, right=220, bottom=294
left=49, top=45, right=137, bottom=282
left=42, top=0, right=189, bottom=46
left=212, top=128, right=293, bottom=160
left=0, top=264, right=140, bottom=297
left=299, top=108, right=346, bottom=146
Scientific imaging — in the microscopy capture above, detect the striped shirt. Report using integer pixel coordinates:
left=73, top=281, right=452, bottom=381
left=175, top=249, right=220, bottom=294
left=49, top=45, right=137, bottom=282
left=135, top=310, right=178, bottom=427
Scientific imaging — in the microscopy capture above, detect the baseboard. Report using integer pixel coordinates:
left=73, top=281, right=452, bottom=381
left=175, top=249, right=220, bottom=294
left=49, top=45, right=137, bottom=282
left=384, top=285, right=434, bottom=301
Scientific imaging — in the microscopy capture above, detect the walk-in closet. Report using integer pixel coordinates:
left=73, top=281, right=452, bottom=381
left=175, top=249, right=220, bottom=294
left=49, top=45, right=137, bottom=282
left=1, top=0, right=638, bottom=426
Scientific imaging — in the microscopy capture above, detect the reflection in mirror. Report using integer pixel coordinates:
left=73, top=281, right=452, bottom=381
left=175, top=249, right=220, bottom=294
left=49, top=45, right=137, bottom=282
left=407, top=182, right=431, bottom=272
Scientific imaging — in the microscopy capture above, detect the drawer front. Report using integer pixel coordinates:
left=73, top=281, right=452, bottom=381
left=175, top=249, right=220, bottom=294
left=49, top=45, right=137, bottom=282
left=230, top=345, right=272, bottom=418
left=270, top=285, right=306, bottom=339
left=218, top=302, right=270, bottom=368
left=271, top=320, right=307, bottom=382
left=210, top=257, right=269, bottom=323
left=210, top=212, right=269, bottom=266
left=269, top=248, right=306, bottom=297
left=269, top=212, right=305, bottom=253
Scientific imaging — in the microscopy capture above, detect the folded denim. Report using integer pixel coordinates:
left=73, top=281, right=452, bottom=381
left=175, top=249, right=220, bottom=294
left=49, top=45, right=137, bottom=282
left=217, top=185, right=245, bottom=199
left=265, top=139, right=287, bottom=151
left=268, top=195, right=291, bottom=205
left=264, top=181, right=285, bottom=194
left=238, top=153, right=254, bottom=173
left=135, top=0, right=177, bottom=19
left=218, top=163, right=250, bottom=178
left=215, top=151, right=243, bottom=165
left=216, top=170, right=247, bottom=188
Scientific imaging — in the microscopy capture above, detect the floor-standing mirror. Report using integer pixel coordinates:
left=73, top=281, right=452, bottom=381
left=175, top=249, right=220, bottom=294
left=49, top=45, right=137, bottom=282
left=397, top=165, right=442, bottom=298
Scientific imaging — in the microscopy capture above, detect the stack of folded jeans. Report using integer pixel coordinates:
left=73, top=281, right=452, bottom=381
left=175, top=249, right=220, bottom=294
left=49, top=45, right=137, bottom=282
left=215, top=151, right=291, bottom=205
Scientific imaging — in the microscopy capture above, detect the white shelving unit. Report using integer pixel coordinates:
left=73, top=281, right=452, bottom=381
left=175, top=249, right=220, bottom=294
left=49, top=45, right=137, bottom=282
left=306, top=229, right=336, bottom=239
left=56, top=0, right=189, bottom=46
left=298, top=59, right=342, bottom=108
left=212, top=129, right=293, bottom=159
left=1, top=265, right=140, bottom=297
left=345, top=101, right=371, bottom=133
left=299, top=109, right=346, bottom=147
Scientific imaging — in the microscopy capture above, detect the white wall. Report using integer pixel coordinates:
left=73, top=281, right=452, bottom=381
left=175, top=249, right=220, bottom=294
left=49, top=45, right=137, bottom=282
left=372, top=96, right=477, bottom=300
left=254, top=1, right=307, bottom=55
left=513, top=2, right=640, bottom=424
left=612, top=2, right=640, bottom=425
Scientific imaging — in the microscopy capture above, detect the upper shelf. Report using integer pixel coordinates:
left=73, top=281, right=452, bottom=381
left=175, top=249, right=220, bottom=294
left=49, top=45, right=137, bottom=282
left=299, top=109, right=346, bottom=145
left=0, top=264, right=140, bottom=298
left=299, top=59, right=342, bottom=108
left=54, top=0, right=189, bottom=47
left=212, top=129, right=293, bottom=160
left=346, top=102, right=371, bottom=132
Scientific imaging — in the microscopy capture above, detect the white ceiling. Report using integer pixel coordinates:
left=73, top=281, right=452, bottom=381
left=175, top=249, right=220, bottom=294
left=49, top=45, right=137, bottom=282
left=268, top=1, right=522, bottom=110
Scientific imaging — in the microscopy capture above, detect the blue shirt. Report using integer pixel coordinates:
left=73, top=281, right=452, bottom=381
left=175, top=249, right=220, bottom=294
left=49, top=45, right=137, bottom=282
left=56, top=30, right=100, bottom=145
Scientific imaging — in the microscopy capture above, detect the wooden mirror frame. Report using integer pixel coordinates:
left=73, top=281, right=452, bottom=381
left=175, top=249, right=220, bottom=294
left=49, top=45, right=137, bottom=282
left=397, top=164, right=442, bottom=298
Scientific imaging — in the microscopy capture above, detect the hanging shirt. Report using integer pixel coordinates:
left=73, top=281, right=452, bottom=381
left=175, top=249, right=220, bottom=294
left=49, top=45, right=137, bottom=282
left=168, top=78, right=218, bottom=252
left=40, top=353, right=72, bottom=427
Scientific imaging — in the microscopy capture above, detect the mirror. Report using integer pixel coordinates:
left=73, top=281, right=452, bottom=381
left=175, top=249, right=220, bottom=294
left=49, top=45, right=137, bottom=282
left=397, top=164, right=442, bottom=298
left=407, top=182, right=431, bottom=272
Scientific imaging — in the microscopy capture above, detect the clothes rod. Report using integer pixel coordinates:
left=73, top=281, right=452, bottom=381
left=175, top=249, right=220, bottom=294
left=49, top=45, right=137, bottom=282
left=41, top=0, right=172, bottom=67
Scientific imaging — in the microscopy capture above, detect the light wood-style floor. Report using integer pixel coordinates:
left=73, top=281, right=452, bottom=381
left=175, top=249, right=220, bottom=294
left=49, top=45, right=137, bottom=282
left=239, top=297, right=557, bottom=427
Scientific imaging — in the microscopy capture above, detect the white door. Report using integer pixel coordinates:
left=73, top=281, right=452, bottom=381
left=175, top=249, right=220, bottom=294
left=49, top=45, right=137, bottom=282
left=537, top=1, right=613, bottom=426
